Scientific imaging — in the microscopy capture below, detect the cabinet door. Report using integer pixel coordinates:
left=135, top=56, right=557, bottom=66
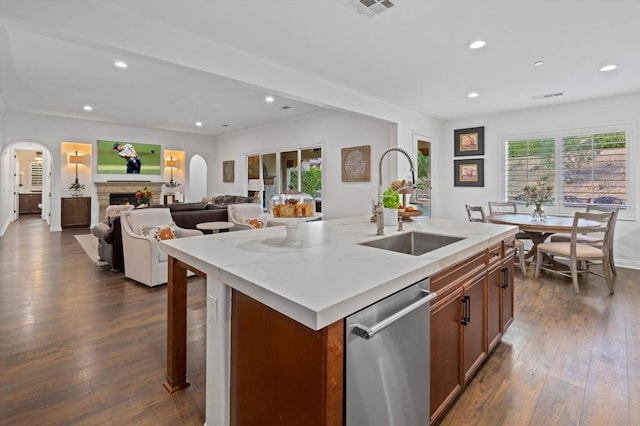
left=430, top=288, right=463, bottom=422
left=61, top=198, right=91, bottom=228
left=486, top=263, right=502, bottom=352
left=462, top=274, right=487, bottom=383
left=501, top=255, right=515, bottom=332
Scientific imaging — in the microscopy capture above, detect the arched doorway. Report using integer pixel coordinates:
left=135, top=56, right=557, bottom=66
left=1, top=141, right=52, bottom=231
left=188, top=155, right=207, bottom=203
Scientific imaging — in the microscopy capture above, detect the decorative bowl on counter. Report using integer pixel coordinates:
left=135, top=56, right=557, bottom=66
left=272, top=192, right=315, bottom=218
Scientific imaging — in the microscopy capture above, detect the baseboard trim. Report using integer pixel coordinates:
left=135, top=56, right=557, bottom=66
left=615, top=258, right=640, bottom=270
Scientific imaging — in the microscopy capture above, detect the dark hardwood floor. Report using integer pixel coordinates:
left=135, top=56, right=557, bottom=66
left=1, top=216, right=638, bottom=425
left=0, top=217, right=206, bottom=425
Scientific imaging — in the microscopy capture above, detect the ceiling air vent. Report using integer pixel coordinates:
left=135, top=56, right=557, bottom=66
left=348, top=0, right=395, bottom=18
left=532, top=92, right=564, bottom=100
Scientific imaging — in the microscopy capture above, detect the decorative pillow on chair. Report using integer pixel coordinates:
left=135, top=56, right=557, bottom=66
left=140, top=223, right=178, bottom=241
left=243, top=217, right=267, bottom=229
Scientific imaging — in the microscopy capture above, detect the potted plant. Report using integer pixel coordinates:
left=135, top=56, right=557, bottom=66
left=69, top=181, right=85, bottom=197
left=382, top=187, right=400, bottom=226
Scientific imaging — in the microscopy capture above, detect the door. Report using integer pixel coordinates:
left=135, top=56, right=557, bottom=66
left=462, top=274, right=487, bottom=383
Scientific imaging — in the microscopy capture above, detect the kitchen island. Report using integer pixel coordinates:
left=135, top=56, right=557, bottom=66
left=160, top=216, right=518, bottom=425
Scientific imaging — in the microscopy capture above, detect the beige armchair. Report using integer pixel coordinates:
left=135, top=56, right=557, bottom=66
left=227, top=203, right=284, bottom=230
left=121, top=208, right=202, bottom=287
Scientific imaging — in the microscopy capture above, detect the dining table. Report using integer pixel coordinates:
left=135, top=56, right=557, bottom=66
left=486, top=213, right=602, bottom=260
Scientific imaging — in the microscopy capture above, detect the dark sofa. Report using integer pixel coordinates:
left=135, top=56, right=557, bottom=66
left=155, top=195, right=254, bottom=229
left=92, top=216, right=125, bottom=271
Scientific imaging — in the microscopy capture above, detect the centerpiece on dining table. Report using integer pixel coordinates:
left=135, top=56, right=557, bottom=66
left=523, top=182, right=553, bottom=221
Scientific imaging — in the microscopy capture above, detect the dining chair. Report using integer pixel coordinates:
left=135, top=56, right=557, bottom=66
left=549, top=205, right=619, bottom=275
left=465, top=204, right=486, bottom=223
left=534, top=211, right=614, bottom=294
left=488, top=201, right=531, bottom=241
left=488, top=201, right=518, bottom=215
left=466, top=204, right=527, bottom=275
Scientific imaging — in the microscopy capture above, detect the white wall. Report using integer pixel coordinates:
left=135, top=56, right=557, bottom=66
left=0, top=113, right=214, bottom=231
left=437, top=92, right=640, bottom=268
left=213, top=111, right=396, bottom=219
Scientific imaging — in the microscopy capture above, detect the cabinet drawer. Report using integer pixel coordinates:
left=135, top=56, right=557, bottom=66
left=503, top=236, right=516, bottom=258
left=487, top=244, right=502, bottom=268
left=430, top=251, right=485, bottom=298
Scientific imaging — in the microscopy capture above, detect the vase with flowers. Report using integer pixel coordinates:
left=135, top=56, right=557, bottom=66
left=135, top=187, right=152, bottom=207
left=523, top=181, right=553, bottom=221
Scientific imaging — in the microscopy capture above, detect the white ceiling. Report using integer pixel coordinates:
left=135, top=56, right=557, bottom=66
left=1, top=0, right=639, bottom=136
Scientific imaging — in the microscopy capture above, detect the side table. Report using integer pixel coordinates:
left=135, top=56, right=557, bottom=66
left=196, top=221, right=235, bottom=234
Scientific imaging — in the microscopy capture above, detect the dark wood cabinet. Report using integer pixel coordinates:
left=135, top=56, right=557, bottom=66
left=462, top=273, right=487, bottom=384
left=18, top=193, right=42, bottom=214
left=61, top=197, right=91, bottom=228
left=430, top=237, right=516, bottom=425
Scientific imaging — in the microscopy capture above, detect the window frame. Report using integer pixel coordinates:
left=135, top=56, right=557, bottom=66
left=502, top=123, right=633, bottom=220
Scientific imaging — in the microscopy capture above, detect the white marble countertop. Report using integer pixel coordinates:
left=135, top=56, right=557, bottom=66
left=160, top=216, right=518, bottom=330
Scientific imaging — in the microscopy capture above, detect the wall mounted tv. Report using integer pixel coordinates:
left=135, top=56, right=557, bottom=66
left=96, top=140, right=161, bottom=175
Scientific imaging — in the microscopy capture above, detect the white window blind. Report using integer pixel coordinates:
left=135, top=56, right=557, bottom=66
left=504, top=137, right=556, bottom=203
left=504, top=126, right=630, bottom=217
left=562, top=131, right=627, bottom=207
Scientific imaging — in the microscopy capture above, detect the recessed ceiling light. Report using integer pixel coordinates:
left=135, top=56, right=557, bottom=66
left=469, top=40, right=486, bottom=49
left=195, top=121, right=203, bottom=127
left=467, top=92, right=479, bottom=99
left=221, top=124, right=229, bottom=127
left=114, top=61, right=128, bottom=68
left=265, top=95, right=275, bottom=103
left=599, top=64, right=618, bottom=72
left=83, top=105, right=93, bottom=111
left=533, top=60, right=544, bottom=66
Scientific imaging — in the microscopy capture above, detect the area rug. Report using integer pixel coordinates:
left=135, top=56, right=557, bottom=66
left=75, top=234, right=108, bottom=266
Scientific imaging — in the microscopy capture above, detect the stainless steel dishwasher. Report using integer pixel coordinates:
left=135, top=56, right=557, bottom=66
left=346, top=278, right=435, bottom=426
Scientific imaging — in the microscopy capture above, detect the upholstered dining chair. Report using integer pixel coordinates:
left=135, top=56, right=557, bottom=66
left=549, top=205, right=619, bottom=276
left=466, top=204, right=526, bottom=275
left=534, top=211, right=614, bottom=294
left=121, top=208, right=202, bottom=286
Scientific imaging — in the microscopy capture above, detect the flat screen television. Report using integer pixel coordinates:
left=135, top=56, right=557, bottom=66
left=96, top=140, right=161, bottom=175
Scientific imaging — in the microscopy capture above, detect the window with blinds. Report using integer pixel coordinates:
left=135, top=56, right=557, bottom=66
left=504, top=126, right=629, bottom=217
left=30, top=162, right=43, bottom=186
left=562, top=131, right=627, bottom=207
left=504, top=137, right=556, bottom=203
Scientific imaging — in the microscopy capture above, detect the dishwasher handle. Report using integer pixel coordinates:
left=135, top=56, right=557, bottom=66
left=352, top=289, right=437, bottom=340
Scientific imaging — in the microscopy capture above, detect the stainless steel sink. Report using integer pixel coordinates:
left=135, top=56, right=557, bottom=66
left=360, top=231, right=465, bottom=256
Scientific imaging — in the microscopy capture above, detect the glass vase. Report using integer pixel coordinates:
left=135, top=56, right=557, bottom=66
left=531, top=203, right=546, bottom=221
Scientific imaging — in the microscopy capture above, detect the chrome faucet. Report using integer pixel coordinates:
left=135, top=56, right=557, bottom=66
left=375, top=147, right=416, bottom=236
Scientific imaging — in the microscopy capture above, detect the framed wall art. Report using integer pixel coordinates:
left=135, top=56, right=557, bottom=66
left=454, top=159, right=484, bottom=187
left=454, top=126, right=484, bottom=157
left=223, top=160, right=234, bottom=183
left=341, top=145, right=370, bottom=182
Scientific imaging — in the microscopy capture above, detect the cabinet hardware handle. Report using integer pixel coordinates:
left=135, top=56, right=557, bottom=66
left=501, top=267, right=509, bottom=289
left=461, top=295, right=471, bottom=326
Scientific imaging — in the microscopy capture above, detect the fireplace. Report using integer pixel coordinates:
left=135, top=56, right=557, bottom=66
left=110, top=192, right=138, bottom=206
left=95, top=181, right=164, bottom=221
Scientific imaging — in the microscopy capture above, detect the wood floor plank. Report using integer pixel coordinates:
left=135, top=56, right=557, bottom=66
left=528, top=376, right=583, bottom=426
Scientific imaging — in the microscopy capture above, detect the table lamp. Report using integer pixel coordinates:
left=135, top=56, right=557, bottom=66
left=166, top=157, right=177, bottom=187
left=69, top=151, right=83, bottom=185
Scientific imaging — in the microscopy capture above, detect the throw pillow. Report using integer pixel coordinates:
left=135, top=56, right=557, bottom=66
left=140, top=223, right=178, bottom=241
left=243, top=217, right=266, bottom=229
